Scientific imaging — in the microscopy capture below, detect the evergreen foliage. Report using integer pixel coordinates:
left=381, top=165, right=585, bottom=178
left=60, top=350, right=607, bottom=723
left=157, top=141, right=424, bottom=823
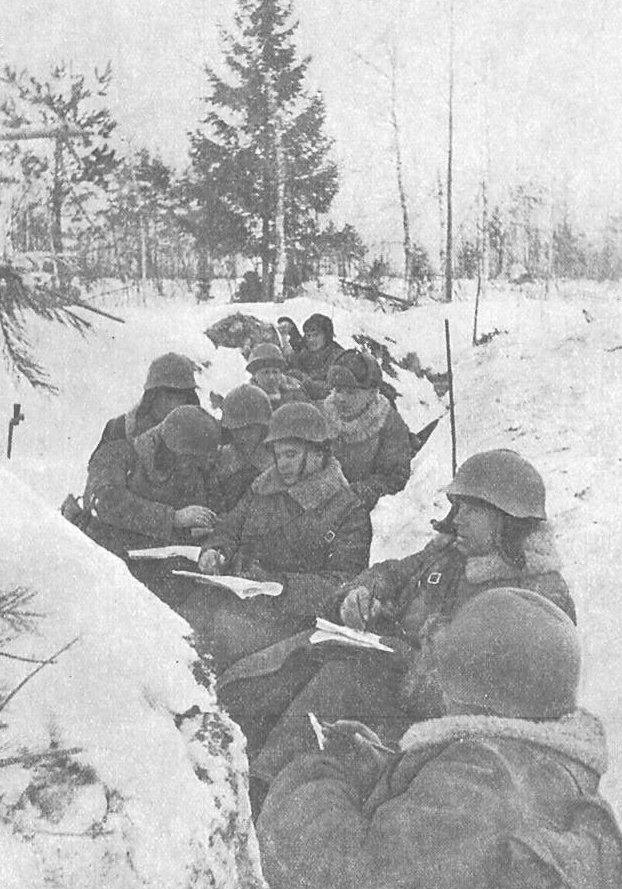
left=0, top=63, right=118, bottom=260
left=189, top=0, right=338, bottom=298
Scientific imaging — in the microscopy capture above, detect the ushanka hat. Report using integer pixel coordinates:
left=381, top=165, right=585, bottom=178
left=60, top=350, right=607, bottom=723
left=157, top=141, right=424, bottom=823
left=327, top=350, right=382, bottom=391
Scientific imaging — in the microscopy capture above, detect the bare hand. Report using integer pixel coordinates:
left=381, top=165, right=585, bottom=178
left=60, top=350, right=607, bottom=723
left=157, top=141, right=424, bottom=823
left=239, top=560, right=271, bottom=582
left=198, top=548, right=226, bottom=575
left=340, top=586, right=382, bottom=630
left=174, top=506, right=216, bottom=530
left=323, top=720, right=393, bottom=794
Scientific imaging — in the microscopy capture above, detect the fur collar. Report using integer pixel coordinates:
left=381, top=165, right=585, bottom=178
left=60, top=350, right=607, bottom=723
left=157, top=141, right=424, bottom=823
left=465, top=521, right=561, bottom=584
left=252, top=455, right=349, bottom=510
left=133, top=424, right=167, bottom=479
left=323, top=391, right=391, bottom=443
left=124, top=402, right=141, bottom=439
left=399, top=708, right=608, bottom=776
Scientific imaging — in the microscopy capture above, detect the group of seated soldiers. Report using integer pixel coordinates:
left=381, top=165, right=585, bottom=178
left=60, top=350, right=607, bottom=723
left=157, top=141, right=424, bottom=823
left=77, top=312, right=622, bottom=888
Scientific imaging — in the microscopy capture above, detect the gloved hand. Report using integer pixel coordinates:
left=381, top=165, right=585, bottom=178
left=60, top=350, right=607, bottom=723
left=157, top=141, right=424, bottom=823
left=198, top=548, right=226, bottom=575
left=340, top=585, right=383, bottom=630
left=323, top=719, right=393, bottom=797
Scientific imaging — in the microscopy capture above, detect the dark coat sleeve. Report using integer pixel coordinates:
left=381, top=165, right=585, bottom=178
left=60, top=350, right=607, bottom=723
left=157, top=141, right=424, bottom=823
left=350, top=408, right=412, bottom=510
left=199, top=491, right=252, bottom=561
left=280, top=501, right=372, bottom=618
left=84, top=440, right=176, bottom=542
left=257, top=741, right=519, bottom=889
left=323, top=535, right=456, bottom=622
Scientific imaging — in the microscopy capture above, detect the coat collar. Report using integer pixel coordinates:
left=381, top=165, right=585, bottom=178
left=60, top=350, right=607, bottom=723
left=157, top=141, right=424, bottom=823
left=464, top=522, right=561, bottom=584
left=399, top=708, right=608, bottom=777
left=323, top=391, right=391, bottom=443
left=251, top=455, right=349, bottom=511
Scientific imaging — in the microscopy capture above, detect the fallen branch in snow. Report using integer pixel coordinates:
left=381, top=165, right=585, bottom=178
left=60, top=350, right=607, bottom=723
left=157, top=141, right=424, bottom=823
left=605, top=345, right=622, bottom=353
left=0, top=651, right=55, bottom=664
left=0, top=746, right=83, bottom=769
left=0, top=636, right=80, bottom=713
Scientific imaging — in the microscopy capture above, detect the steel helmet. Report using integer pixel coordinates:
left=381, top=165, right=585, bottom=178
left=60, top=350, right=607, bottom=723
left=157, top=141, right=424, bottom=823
left=433, top=587, right=580, bottom=718
left=246, top=343, right=286, bottom=375
left=264, top=403, right=331, bottom=445
left=221, top=384, right=272, bottom=429
left=446, top=449, right=546, bottom=519
left=144, top=353, right=197, bottom=391
left=160, top=406, right=220, bottom=455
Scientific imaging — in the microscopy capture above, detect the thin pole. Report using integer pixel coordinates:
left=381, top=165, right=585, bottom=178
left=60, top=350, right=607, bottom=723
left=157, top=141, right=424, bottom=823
left=445, top=319, right=457, bottom=475
left=444, top=0, right=454, bottom=303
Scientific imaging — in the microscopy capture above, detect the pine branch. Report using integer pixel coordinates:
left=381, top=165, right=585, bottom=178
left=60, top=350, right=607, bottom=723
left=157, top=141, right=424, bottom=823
left=0, top=636, right=80, bottom=714
left=0, top=746, right=82, bottom=768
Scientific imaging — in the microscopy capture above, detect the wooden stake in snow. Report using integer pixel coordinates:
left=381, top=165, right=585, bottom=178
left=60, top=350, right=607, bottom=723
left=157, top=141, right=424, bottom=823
left=444, top=0, right=455, bottom=303
left=445, top=319, right=457, bottom=475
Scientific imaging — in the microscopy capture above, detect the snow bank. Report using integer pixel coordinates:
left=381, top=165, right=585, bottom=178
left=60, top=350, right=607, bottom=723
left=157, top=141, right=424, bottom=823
left=0, top=467, right=264, bottom=889
left=369, top=287, right=622, bottom=821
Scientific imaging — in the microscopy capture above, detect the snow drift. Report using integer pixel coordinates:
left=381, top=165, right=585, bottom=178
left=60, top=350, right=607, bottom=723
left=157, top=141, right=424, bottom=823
left=0, top=467, right=264, bottom=889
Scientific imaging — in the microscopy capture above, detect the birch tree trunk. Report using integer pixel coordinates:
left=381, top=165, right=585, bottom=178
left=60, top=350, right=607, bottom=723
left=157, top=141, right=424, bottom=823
left=273, top=111, right=286, bottom=301
left=390, top=48, right=413, bottom=303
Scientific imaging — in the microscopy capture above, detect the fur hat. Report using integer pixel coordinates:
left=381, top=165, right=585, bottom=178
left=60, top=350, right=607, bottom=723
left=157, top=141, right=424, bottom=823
left=303, top=313, right=335, bottom=341
left=327, top=350, right=382, bottom=390
left=433, top=587, right=581, bottom=719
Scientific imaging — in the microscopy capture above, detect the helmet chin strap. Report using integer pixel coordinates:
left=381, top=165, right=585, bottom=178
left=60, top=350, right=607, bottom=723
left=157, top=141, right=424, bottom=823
left=297, top=444, right=310, bottom=481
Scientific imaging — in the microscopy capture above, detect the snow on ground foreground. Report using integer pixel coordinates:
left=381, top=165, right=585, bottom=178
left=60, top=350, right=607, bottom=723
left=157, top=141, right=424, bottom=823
left=0, top=468, right=264, bottom=889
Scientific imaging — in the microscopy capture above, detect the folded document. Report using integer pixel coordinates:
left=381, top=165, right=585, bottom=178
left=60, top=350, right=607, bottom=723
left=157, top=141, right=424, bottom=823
left=310, top=617, right=394, bottom=653
left=170, top=570, right=283, bottom=600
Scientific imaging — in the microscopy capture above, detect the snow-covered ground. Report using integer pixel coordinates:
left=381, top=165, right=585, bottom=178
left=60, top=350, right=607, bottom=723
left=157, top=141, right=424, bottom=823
left=0, top=468, right=264, bottom=888
left=1, top=274, right=622, bottom=882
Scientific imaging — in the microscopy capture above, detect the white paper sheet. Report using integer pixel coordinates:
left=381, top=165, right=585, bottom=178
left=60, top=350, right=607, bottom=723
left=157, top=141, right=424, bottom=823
left=127, top=546, right=201, bottom=562
left=170, top=570, right=283, bottom=599
left=309, top=617, right=394, bottom=652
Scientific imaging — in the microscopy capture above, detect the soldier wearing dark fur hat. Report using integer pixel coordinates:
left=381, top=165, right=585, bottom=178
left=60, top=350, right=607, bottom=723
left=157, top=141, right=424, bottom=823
left=287, top=314, right=345, bottom=400
left=323, top=349, right=411, bottom=510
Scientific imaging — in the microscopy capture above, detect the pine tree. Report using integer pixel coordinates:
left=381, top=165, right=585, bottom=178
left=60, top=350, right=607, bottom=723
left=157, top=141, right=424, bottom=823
left=0, top=63, right=118, bottom=268
left=190, top=0, right=338, bottom=299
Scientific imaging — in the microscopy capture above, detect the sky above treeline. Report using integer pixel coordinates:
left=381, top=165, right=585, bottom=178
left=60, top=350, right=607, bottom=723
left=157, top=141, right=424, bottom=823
left=2, top=0, right=621, bottom=248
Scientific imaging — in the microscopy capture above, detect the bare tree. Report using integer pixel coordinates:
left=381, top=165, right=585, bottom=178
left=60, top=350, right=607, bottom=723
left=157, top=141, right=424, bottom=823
left=444, top=0, right=455, bottom=303
left=388, top=47, right=414, bottom=301
left=354, top=45, right=416, bottom=302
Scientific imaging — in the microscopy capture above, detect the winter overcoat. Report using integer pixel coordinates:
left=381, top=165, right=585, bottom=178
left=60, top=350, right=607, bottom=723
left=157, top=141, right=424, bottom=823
left=89, top=402, right=159, bottom=463
left=178, top=457, right=372, bottom=672
left=258, top=709, right=622, bottom=889
left=323, top=392, right=412, bottom=510
left=245, top=525, right=577, bottom=780
left=211, top=442, right=273, bottom=514
left=84, top=424, right=214, bottom=557
left=288, top=341, right=345, bottom=400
